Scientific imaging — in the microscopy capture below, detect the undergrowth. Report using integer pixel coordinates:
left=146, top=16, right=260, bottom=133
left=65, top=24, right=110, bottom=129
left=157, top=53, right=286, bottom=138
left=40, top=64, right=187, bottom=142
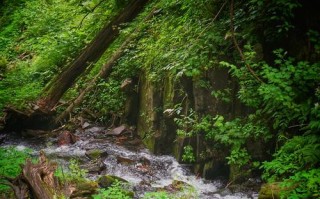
left=0, top=146, right=33, bottom=193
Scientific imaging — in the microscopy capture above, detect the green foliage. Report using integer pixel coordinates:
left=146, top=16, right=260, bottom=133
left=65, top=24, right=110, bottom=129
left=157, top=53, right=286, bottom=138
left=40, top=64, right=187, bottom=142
left=143, top=191, right=170, bottom=199
left=241, top=0, right=301, bottom=40
left=0, top=146, right=32, bottom=192
left=81, top=78, right=126, bottom=123
left=181, top=145, right=196, bottom=163
left=142, top=185, right=198, bottom=199
left=262, top=135, right=320, bottom=182
left=220, top=39, right=320, bottom=194
left=200, top=115, right=270, bottom=145
left=226, top=147, right=251, bottom=168
left=0, top=0, right=119, bottom=112
left=0, top=56, right=7, bottom=73
left=174, top=109, right=198, bottom=138
left=55, top=159, right=88, bottom=183
left=118, top=0, right=226, bottom=83
left=307, top=30, right=320, bottom=54
left=92, top=180, right=132, bottom=199
left=174, top=109, right=270, bottom=168
left=281, top=168, right=320, bottom=199
left=222, top=48, right=320, bottom=131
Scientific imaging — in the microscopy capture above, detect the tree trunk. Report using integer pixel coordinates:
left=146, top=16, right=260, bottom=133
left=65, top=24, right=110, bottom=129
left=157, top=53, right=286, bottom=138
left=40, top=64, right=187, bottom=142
left=39, top=0, right=149, bottom=111
left=56, top=6, right=158, bottom=123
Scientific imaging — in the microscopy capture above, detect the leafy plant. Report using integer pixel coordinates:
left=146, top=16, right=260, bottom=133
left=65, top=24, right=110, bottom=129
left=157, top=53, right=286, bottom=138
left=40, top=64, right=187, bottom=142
left=281, top=168, right=320, bottom=199
left=0, top=146, right=32, bottom=192
left=92, top=180, right=132, bottom=199
left=55, top=159, right=88, bottom=183
left=143, top=191, right=171, bottom=199
left=181, top=145, right=196, bottom=163
left=226, top=147, right=251, bottom=168
left=262, top=135, right=320, bottom=182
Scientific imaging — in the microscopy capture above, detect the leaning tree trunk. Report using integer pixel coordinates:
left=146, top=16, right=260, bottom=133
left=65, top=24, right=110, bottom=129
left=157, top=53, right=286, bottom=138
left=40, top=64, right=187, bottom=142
left=56, top=6, right=158, bottom=123
left=38, top=0, right=149, bottom=111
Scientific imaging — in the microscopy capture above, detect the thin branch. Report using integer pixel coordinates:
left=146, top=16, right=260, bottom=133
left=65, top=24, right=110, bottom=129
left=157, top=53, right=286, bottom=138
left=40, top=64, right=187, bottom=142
left=229, top=0, right=264, bottom=84
left=225, top=179, right=234, bottom=188
left=78, top=0, right=106, bottom=29
left=213, top=0, right=227, bottom=21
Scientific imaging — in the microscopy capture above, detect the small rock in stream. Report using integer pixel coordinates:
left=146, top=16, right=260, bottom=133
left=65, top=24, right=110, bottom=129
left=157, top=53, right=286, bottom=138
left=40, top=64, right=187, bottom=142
left=105, top=125, right=127, bottom=136
left=81, top=122, right=90, bottom=129
left=85, top=149, right=108, bottom=160
left=116, top=156, right=135, bottom=165
left=57, top=130, right=78, bottom=146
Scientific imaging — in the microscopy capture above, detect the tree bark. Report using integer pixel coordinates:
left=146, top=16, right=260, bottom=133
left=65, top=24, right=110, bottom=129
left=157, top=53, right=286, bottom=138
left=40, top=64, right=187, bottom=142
left=22, top=151, right=58, bottom=199
left=56, top=6, right=158, bottom=123
left=39, top=0, right=149, bottom=111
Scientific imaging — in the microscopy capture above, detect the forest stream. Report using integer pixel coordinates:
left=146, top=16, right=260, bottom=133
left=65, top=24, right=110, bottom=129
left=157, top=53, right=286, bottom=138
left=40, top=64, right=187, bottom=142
left=0, top=123, right=259, bottom=199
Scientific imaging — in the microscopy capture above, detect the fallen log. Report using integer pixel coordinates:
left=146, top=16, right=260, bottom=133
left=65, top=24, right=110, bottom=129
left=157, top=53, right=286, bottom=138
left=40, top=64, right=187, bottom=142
left=56, top=6, right=159, bottom=123
left=1, top=106, right=56, bottom=132
left=39, top=0, right=150, bottom=111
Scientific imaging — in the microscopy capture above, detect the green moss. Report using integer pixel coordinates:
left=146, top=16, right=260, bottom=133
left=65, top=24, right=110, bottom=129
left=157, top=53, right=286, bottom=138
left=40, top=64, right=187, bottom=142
left=258, top=183, right=282, bottom=199
left=163, top=75, right=175, bottom=109
left=0, top=56, right=7, bottom=72
left=85, top=149, right=102, bottom=160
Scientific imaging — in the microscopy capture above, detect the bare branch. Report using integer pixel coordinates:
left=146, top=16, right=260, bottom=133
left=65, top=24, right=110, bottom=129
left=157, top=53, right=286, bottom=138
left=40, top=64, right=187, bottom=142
left=229, top=0, right=264, bottom=84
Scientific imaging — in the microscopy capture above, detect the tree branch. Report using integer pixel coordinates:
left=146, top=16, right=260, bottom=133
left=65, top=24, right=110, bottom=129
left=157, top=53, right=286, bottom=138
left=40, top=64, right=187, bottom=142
left=78, top=0, right=106, bottom=28
left=213, top=0, right=227, bottom=21
left=229, top=0, right=264, bottom=84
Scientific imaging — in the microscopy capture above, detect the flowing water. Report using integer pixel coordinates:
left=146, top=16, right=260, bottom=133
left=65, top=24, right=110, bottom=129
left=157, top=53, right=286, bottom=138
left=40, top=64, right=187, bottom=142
left=1, top=125, right=259, bottom=199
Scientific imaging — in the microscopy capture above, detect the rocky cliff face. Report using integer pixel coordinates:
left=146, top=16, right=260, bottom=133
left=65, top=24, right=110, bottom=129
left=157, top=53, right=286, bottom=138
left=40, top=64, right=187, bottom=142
left=134, top=66, right=257, bottom=180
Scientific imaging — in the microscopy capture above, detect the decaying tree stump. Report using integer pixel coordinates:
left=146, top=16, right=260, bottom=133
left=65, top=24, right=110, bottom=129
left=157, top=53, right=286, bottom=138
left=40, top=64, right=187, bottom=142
left=22, top=151, right=59, bottom=199
left=0, top=151, right=99, bottom=199
left=0, top=151, right=72, bottom=199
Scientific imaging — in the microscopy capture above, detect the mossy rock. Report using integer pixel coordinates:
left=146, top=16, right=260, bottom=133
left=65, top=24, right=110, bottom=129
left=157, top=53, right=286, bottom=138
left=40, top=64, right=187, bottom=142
left=71, top=180, right=99, bottom=198
left=85, top=149, right=106, bottom=160
left=258, top=182, right=281, bottom=199
left=171, top=180, right=193, bottom=191
left=98, top=175, right=128, bottom=188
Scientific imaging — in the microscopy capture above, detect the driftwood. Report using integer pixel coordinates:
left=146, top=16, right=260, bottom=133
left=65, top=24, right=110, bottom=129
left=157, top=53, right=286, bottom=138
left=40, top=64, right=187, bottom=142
left=56, top=6, right=159, bottom=123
